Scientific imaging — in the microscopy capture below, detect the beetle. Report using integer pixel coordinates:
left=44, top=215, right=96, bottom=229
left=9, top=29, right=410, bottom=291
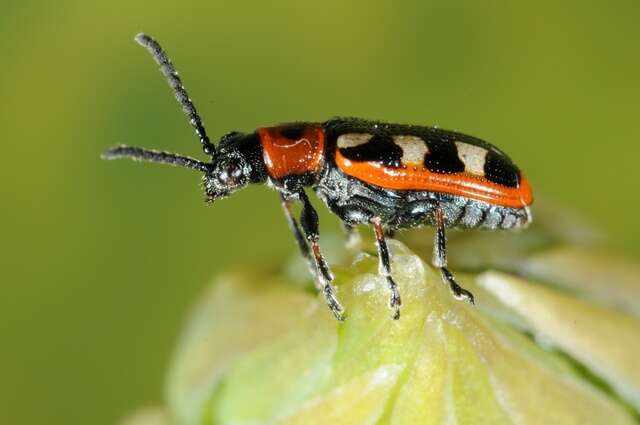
left=103, top=33, right=533, bottom=321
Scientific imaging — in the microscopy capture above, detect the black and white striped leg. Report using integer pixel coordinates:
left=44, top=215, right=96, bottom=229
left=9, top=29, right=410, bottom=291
left=298, top=191, right=345, bottom=321
left=280, top=194, right=318, bottom=286
left=371, top=217, right=402, bottom=319
left=433, top=205, right=475, bottom=304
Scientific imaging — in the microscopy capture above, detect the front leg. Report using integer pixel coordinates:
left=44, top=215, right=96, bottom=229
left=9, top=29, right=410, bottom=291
left=280, top=193, right=319, bottom=285
left=297, top=191, right=345, bottom=321
left=371, top=217, right=402, bottom=320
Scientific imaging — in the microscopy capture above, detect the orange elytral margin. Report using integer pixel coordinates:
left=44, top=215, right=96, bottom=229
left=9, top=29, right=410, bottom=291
left=335, top=150, right=533, bottom=208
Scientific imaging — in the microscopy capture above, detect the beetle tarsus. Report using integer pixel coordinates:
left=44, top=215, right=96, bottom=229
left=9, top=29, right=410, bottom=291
left=322, top=283, right=345, bottom=321
left=389, top=282, right=402, bottom=320
left=440, top=267, right=475, bottom=304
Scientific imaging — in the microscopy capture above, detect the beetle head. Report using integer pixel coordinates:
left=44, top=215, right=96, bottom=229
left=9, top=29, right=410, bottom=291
left=203, top=148, right=251, bottom=203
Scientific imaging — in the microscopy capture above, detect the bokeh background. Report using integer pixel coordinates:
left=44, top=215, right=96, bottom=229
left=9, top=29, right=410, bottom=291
left=2, top=1, right=639, bottom=424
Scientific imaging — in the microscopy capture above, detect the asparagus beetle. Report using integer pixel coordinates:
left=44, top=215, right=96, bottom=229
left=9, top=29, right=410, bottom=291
left=104, top=34, right=533, bottom=321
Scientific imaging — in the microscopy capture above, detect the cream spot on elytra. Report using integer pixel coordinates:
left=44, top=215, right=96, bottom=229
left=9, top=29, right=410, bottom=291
left=337, top=133, right=373, bottom=149
left=455, top=141, right=488, bottom=176
left=393, top=135, right=428, bottom=166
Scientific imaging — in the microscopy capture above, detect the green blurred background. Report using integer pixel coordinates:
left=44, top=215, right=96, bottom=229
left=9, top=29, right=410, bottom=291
left=1, top=1, right=639, bottom=424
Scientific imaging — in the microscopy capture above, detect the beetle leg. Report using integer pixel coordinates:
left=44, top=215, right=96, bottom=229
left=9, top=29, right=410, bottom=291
left=280, top=194, right=318, bottom=286
left=371, top=217, right=402, bottom=320
left=299, top=191, right=345, bottom=321
left=433, top=205, right=475, bottom=304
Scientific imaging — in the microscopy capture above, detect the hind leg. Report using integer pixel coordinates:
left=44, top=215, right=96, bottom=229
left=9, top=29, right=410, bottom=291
left=433, top=204, right=475, bottom=304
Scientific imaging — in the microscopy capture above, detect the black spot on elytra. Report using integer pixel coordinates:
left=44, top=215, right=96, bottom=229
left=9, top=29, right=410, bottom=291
left=279, top=124, right=306, bottom=140
left=423, top=140, right=465, bottom=174
left=339, top=134, right=402, bottom=167
left=484, top=150, right=519, bottom=187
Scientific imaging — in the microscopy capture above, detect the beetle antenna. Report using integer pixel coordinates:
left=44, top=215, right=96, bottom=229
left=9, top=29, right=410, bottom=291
left=102, top=145, right=210, bottom=173
left=134, top=33, right=216, bottom=157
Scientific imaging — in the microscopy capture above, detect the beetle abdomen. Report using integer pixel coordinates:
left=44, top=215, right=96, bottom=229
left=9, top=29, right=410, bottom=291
left=315, top=163, right=531, bottom=231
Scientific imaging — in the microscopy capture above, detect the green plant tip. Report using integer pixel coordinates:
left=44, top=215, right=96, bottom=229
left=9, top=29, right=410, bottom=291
left=163, top=243, right=640, bottom=424
left=122, top=208, right=640, bottom=425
